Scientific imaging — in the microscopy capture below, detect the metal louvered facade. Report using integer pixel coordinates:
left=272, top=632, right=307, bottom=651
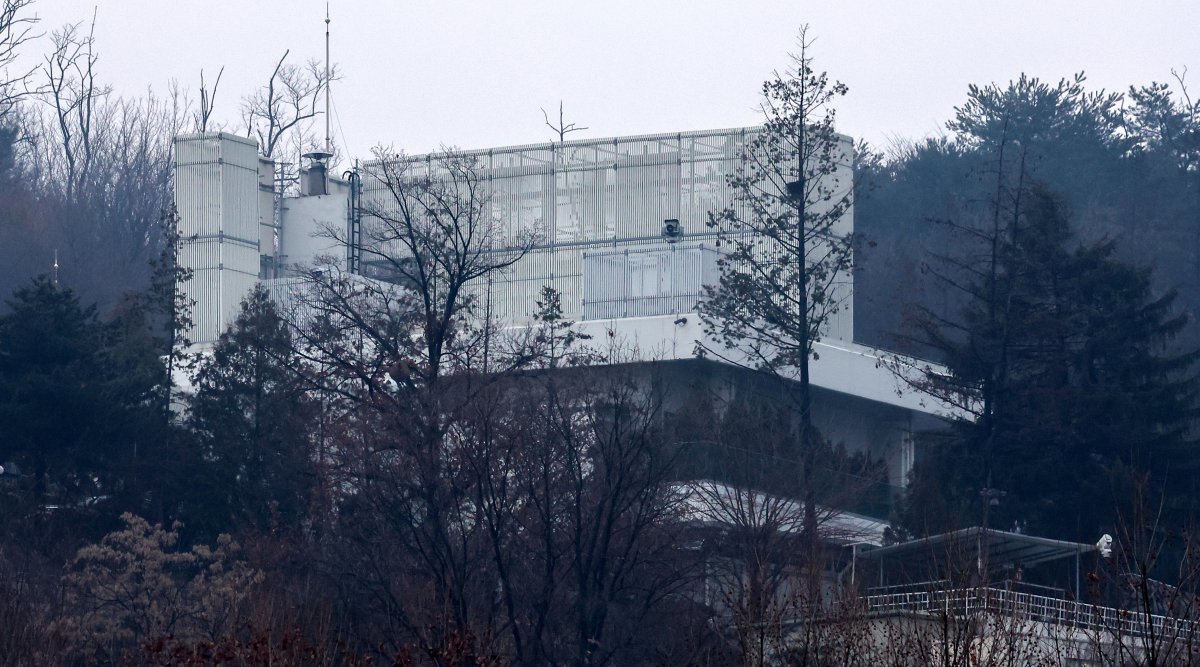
left=173, top=126, right=856, bottom=345
left=174, top=132, right=262, bottom=344
left=581, top=242, right=721, bottom=320
left=357, top=126, right=855, bottom=340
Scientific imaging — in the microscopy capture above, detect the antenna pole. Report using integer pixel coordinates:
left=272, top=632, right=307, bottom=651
left=324, top=3, right=331, bottom=154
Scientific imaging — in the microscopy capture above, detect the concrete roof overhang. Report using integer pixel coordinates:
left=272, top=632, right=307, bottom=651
left=562, top=314, right=964, bottom=419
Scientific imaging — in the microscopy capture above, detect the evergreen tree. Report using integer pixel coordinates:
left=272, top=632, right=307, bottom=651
left=0, top=276, right=114, bottom=504
left=902, top=187, right=1199, bottom=540
left=695, top=26, right=853, bottom=594
left=949, top=73, right=1126, bottom=187
left=186, top=286, right=316, bottom=540
left=98, top=290, right=184, bottom=516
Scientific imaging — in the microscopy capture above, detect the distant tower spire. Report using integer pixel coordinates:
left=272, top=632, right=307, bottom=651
left=52, top=248, right=59, bottom=287
left=324, top=2, right=332, bottom=155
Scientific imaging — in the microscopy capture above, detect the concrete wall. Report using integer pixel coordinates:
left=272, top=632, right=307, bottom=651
left=279, top=176, right=352, bottom=271
left=558, top=357, right=918, bottom=509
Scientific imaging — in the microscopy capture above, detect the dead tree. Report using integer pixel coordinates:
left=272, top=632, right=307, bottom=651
left=194, top=66, right=223, bottom=133
left=541, top=100, right=588, bottom=144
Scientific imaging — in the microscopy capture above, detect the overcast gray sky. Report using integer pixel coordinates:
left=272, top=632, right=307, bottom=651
left=26, top=1, right=1200, bottom=160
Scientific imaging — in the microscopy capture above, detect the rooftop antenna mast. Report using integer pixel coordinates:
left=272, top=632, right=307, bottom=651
left=324, top=2, right=331, bottom=154
left=302, top=5, right=334, bottom=196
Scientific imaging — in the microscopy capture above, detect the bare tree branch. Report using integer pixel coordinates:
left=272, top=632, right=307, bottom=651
left=541, top=100, right=587, bottom=144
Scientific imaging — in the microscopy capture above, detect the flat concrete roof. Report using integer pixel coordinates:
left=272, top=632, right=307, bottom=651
left=568, top=314, right=962, bottom=418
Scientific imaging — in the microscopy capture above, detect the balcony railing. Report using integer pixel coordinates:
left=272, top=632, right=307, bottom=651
left=864, top=586, right=1197, bottom=641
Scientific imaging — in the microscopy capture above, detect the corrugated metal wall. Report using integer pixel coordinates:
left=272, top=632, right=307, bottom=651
left=174, top=133, right=262, bottom=344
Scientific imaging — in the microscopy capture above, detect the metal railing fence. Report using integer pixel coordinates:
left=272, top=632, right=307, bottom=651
left=864, top=586, right=1197, bottom=641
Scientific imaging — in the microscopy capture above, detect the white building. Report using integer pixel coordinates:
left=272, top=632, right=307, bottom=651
left=177, top=129, right=1193, bottom=664
left=173, top=126, right=950, bottom=505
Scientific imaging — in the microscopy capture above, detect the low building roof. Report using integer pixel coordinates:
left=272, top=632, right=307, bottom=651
left=673, top=480, right=889, bottom=547
left=858, top=527, right=1098, bottom=570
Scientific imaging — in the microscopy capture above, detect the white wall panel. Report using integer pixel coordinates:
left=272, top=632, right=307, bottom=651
left=280, top=193, right=350, bottom=268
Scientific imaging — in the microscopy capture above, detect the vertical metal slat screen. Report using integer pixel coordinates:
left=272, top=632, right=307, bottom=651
left=356, top=127, right=853, bottom=338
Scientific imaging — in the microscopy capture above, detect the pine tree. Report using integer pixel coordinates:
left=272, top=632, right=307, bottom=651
left=695, top=26, right=854, bottom=600
left=902, top=187, right=1199, bottom=540
left=0, top=276, right=112, bottom=504
left=187, top=285, right=316, bottom=539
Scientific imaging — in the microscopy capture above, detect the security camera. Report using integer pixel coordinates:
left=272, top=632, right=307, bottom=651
left=662, top=218, right=682, bottom=243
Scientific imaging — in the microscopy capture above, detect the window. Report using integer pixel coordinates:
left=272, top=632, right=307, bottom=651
left=582, top=243, right=719, bottom=319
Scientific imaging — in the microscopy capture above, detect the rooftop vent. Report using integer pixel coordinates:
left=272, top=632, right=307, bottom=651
left=301, top=150, right=333, bottom=196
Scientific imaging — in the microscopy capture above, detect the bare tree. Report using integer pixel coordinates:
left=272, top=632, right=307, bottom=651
left=38, top=15, right=109, bottom=200
left=542, top=100, right=588, bottom=143
left=280, top=152, right=699, bottom=662
left=242, top=49, right=334, bottom=159
left=193, top=65, right=223, bottom=133
left=0, top=0, right=38, bottom=117
left=19, top=88, right=184, bottom=304
left=4, top=11, right=186, bottom=307
left=687, top=481, right=815, bottom=666
left=460, top=298, right=686, bottom=665
left=276, top=149, right=534, bottom=657
left=1094, top=476, right=1200, bottom=666
left=327, top=148, right=532, bottom=381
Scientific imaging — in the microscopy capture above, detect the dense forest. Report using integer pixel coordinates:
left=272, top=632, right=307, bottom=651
left=854, top=72, right=1200, bottom=543
left=2, top=0, right=1200, bottom=663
